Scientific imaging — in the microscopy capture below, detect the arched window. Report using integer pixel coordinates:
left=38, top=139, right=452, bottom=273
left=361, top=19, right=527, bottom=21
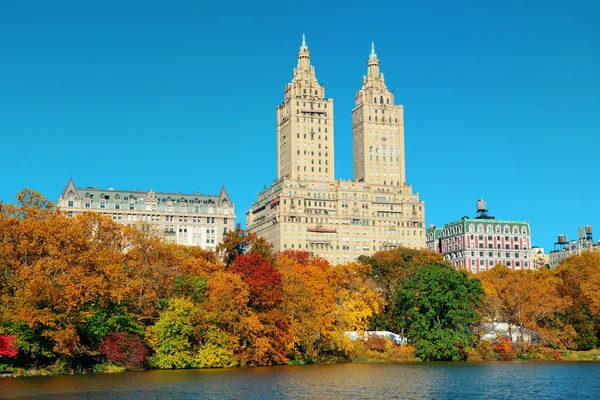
left=380, top=96, right=384, bottom=104
left=387, top=98, right=390, bottom=104
left=468, top=224, right=474, bottom=233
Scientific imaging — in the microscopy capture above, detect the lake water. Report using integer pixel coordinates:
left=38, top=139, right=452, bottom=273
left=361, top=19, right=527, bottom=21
left=1, top=362, right=599, bottom=399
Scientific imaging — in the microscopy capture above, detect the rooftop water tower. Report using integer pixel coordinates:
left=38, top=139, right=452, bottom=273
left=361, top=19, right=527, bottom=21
left=554, top=234, right=568, bottom=251
left=475, top=199, right=495, bottom=220
left=585, top=225, right=593, bottom=241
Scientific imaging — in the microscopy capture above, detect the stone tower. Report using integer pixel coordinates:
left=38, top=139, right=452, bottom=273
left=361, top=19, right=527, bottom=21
left=352, top=43, right=405, bottom=186
left=276, top=34, right=335, bottom=182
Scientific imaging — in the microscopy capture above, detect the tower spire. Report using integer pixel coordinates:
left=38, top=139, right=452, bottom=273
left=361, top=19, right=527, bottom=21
left=297, top=33, right=311, bottom=70
left=367, top=41, right=380, bottom=77
left=300, top=33, right=308, bottom=50
left=370, top=41, right=377, bottom=59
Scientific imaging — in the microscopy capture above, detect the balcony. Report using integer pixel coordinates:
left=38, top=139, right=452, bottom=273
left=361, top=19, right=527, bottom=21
left=307, top=226, right=337, bottom=233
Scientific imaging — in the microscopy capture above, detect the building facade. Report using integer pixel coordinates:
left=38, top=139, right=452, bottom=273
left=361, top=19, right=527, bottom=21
left=246, top=37, right=425, bottom=265
left=57, top=178, right=235, bottom=250
left=426, top=200, right=532, bottom=273
left=549, top=226, right=599, bottom=269
left=276, top=34, right=335, bottom=183
left=352, top=43, right=405, bottom=186
left=530, top=247, right=550, bottom=270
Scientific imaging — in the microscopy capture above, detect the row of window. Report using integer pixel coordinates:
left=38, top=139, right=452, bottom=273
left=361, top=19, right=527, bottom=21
left=296, top=100, right=327, bottom=108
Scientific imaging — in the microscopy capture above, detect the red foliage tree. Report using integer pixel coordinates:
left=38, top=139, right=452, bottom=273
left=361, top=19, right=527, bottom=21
left=277, top=250, right=313, bottom=265
left=229, top=253, right=283, bottom=310
left=0, top=335, right=18, bottom=358
left=365, top=334, right=387, bottom=352
left=99, top=332, right=148, bottom=369
left=493, top=336, right=516, bottom=360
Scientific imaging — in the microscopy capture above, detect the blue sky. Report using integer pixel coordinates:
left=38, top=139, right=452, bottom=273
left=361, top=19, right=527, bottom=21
left=1, top=0, right=598, bottom=250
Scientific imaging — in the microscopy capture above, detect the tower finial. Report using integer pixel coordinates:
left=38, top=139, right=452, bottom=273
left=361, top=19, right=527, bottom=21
left=370, top=41, right=377, bottom=59
left=302, top=33, right=307, bottom=48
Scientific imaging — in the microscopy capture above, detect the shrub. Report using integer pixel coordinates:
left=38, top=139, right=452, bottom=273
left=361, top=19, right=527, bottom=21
left=99, top=332, right=148, bottom=370
left=470, top=340, right=498, bottom=361
left=493, top=336, right=516, bottom=361
left=94, top=363, right=126, bottom=373
left=365, top=335, right=388, bottom=353
left=0, top=335, right=18, bottom=358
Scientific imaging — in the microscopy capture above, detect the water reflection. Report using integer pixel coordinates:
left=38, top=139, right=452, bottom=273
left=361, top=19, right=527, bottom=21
left=1, top=362, right=599, bottom=399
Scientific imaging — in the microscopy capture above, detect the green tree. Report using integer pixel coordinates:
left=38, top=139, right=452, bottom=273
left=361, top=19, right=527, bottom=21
left=359, top=248, right=448, bottom=332
left=396, top=264, right=484, bottom=361
left=216, top=224, right=273, bottom=267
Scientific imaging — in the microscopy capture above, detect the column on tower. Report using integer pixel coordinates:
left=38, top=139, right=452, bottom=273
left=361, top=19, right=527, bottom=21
left=352, top=42, right=405, bottom=186
left=276, top=35, right=335, bottom=183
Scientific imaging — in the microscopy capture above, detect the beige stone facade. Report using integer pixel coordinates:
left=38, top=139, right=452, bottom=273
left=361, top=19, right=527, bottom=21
left=246, top=178, right=424, bottom=264
left=277, top=34, right=334, bottom=183
left=353, top=43, right=405, bottom=186
left=57, top=178, right=235, bottom=250
left=247, top=37, right=425, bottom=264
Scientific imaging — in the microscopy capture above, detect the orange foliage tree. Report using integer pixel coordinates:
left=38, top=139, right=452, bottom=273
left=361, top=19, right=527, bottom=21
left=555, top=252, right=600, bottom=349
left=276, top=250, right=335, bottom=362
left=479, top=266, right=574, bottom=350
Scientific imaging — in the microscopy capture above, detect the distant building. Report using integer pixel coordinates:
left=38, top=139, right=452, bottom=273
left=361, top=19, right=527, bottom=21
left=426, top=199, right=532, bottom=273
left=530, top=247, right=550, bottom=270
left=57, top=178, right=235, bottom=250
left=549, top=226, right=599, bottom=269
left=246, top=37, right=425, bottom=264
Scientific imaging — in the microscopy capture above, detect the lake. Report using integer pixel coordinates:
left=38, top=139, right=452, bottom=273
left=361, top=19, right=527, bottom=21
left=1, top=362, right=599, bottom=399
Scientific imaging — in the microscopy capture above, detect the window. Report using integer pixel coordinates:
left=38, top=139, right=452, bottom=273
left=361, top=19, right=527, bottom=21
left=130, top=203, right=135, bottom=210
left=115, top=203, right=120, bottom=210
left=100, top=201, right=105, bottom=209
left=68, top=200, right=74, bottom=208
left=224, top=218, right=228, bottom=224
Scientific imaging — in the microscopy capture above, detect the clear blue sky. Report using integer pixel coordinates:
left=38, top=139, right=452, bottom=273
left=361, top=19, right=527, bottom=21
left=1, top=0, right=598, bottom=250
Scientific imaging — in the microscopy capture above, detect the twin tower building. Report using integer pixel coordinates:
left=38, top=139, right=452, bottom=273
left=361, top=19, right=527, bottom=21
left=246, top=36, right=425, bottom=264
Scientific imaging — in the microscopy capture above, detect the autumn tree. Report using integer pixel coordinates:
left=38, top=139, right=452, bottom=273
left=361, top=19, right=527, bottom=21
left=479, top=266, right=575, bottom=350
left=216, top=224, right=273, bottom=267
left=0, top=335, right=18, bottom=358
left=277, top=250, right=335, bottom=362
left=229, top=253, right=283, bottom=311
left=145, top=296, right=234, bottom=369
left=555, top=252, right=600, bottom=349
left=227, top=253, right=290, bottom=365
left=327, top=262, right=384, bottom=359
left=99, top=332, right=147, bottom=369
left=0, top=193, right=133, bottom=360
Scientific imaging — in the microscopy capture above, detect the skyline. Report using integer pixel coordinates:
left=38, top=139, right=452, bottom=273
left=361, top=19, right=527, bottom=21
left=1, top=1, right=599, bottom=251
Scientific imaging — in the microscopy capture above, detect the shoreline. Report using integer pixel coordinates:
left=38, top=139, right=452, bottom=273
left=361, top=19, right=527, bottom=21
left=2, top=352, right=600, bottom=379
